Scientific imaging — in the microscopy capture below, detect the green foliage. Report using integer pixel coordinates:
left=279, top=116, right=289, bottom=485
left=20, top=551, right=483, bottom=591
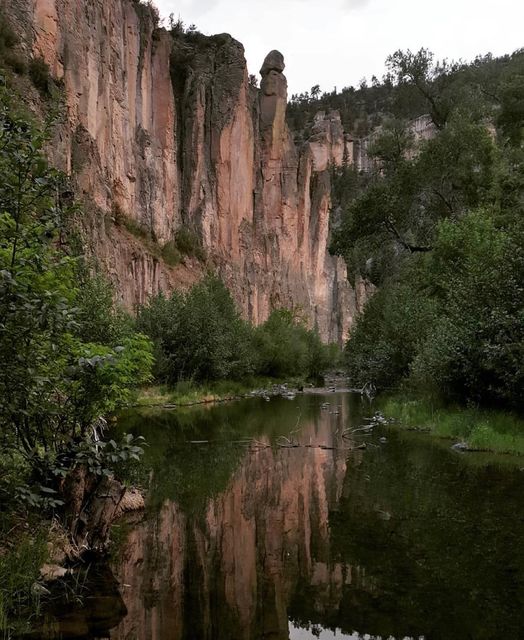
left=174, top=225, right=206, bottom=261
left=367, top=118, right=414, bottom=172
left=0, top=13, right=17, bottom=54
left=0, top=11, right=27, bottom=76
left=288, top=47, right=524, bottom=142
left=28, top=57, right=50, bottom=94
left=0, top=525, right=48, bottom=635
left=161, top=240, right=182, bottom=266
left=345, top=208, right=523, bottom=409
left=411, top=210, right=523, bottom=408
left=333, top=114, right=497, bottom=286
left=138, top=280, right=338, bottom=385
left=334, top=48, right=523, bottom=412
left=498, top=74, right=524, bottom=146
left=132, top=0, right=160, bottom=27
left=0, top=87, right=152, bottom=521
left=53, top=432, right=146, bottom=482
left=254, top=309, right=332, bottom=380
left=138, top=275, right=256, bottom=382
left=74, top=264, right=135, bottom=345
left=345, top=272, right=436, bottom=390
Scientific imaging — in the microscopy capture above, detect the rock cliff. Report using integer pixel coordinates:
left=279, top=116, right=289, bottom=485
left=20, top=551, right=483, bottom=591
left=7, top=0, right=366, bottom=342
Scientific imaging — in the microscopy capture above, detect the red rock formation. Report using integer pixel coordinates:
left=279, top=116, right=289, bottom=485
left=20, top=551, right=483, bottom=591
left=8, top=0, right=367, bottom=342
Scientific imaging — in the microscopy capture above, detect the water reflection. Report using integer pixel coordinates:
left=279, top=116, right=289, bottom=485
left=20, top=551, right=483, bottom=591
left=107, top=394, right=524, bottom=640
left=288, top=624, right=422, bottom=640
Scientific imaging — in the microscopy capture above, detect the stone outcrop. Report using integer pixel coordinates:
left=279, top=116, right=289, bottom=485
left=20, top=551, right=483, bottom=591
left=7, top=0, right=367, bottom=342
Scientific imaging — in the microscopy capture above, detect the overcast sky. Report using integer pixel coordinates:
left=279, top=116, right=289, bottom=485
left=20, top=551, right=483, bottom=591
left=154, top=0, right=524, bottom=96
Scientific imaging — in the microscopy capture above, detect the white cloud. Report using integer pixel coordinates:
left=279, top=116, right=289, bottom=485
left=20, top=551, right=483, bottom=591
left=154, top=0, right=524, bottom=95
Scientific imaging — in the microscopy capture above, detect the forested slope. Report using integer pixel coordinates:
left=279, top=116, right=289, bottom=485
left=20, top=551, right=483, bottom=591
left=298, top=48, right=524, bottom=410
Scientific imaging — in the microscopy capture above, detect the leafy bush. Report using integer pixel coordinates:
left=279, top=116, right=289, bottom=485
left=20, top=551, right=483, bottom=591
left=28, top=57, right=50, bottom=94
left=0, top=87, right=153, bottom=518
left=0, top=527, right=48, bottom=634
left=254, top=309, right=333, bottom=380
left=0, top=12, right=18, bottom=55
left=411, top=210, right=524, bottom=408
left=138, top=284, right=339, bottom=385
left=4, top=52, right=26, bottom=75
left=74, top=264, right=135, bottom=345
left=175, top=225, right=206, bottom=261
left=138, top=276, right=255, bottom=383
left=345, top=273, right=436, bottom=390
left=161, top=240, right=182, bottom=266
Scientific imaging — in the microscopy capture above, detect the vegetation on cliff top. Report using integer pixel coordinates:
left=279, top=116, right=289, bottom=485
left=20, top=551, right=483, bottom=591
left=288, top=48, right=524, bottom=140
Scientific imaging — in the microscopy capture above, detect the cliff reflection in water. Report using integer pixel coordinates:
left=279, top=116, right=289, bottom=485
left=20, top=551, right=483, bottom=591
left=113, top=395, right=357, bottom=640
left=112, top=394, right=524, bottom=640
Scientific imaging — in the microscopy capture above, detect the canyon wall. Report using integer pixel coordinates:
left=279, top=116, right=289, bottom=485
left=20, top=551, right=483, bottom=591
left=7, top=0, right=366, bottom=342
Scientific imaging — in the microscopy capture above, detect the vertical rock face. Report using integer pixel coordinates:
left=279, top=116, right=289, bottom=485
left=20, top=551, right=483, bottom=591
left=12, top=0, right=365, bottom=342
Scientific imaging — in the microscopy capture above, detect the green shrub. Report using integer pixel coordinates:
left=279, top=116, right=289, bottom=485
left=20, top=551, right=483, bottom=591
left=0, top=528, right=48, bottom=634
left=161, top=240, right=182, bottom=266
left=74, top=264, right=135, bottom=345
left=4, top=52, right=26, bottom=74
left=254, top=309, right=336, bottom=380
left=137, top=280, right=338, bottom=385
left=115, top=209, right=150, bottom=239
left=411, top=210, right=524, bottom=409
left=28, top=57, right=50, bottom=94
left=175, top=225, right=206, bottom=261
left=345, top=271, right=436, bottom=390
left=137, top=276, right=255, bottom=383
left=0, top=13, right=17, bottom=54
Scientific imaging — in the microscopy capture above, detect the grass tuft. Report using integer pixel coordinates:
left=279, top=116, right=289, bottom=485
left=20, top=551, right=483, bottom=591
left=380, top=395, right=524, bottom=456
left=0, top=526, right=49, bottom=636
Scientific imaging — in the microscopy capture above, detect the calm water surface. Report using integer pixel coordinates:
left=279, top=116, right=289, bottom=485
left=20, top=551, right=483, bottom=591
left=39, top=393, right=524, bottom=639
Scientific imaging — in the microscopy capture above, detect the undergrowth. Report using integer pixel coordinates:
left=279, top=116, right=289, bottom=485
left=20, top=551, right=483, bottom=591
left=380, top=395, right=524, bottom=455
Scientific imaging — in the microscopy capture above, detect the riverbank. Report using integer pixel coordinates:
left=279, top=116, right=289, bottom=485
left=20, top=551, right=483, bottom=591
left=133, top=372, right=356, bottom=408
left=134, top=378, right=306, bottom=407
left=0, top=485, right=144, bottom=637
left=379, top=395, right=524, bottom=456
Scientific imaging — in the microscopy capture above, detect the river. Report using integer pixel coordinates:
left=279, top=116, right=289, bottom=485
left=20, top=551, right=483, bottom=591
left=34, top=392, right=524, bottom=639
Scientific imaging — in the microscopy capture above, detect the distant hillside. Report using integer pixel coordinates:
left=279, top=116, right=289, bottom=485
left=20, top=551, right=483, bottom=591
left=287, top=48, right=524, bottom=142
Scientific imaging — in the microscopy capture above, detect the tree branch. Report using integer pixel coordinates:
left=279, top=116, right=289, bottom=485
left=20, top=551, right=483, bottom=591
left=384, top=218, right=432, bottom=253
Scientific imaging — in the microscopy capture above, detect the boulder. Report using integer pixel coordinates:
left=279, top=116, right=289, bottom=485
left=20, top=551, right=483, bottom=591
left=259, top=49, right=285, bottom=76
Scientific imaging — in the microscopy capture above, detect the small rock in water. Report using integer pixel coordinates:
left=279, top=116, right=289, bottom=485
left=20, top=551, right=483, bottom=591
left=379, top=437, right=387, bottom=443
